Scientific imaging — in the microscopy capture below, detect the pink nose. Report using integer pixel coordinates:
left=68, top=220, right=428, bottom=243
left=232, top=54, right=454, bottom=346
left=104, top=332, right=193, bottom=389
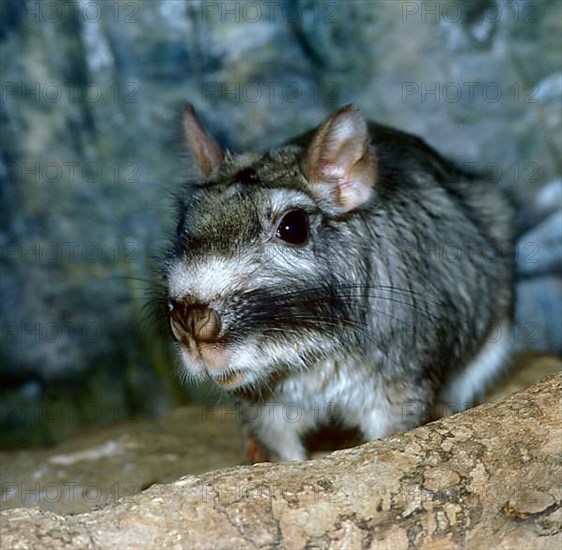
left=169, top=303, right=221, bottom=344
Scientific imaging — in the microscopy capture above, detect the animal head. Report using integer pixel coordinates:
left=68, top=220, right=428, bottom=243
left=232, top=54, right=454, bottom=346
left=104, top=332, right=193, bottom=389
left=165, top=104, right=378, bottom=391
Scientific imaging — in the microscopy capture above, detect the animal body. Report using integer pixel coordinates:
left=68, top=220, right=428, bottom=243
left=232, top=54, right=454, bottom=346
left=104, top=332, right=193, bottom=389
left=164, top=103, right=514, bottom=462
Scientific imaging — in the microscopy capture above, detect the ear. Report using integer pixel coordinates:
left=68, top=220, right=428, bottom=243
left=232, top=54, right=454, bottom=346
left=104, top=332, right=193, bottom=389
left=183, top=103, right=224, bottom=177
left=302, top=105, right=377, bottom=213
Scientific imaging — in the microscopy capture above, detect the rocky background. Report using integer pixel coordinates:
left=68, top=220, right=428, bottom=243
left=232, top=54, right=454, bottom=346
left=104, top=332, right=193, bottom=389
left=1, top=0, right=561, bottom=448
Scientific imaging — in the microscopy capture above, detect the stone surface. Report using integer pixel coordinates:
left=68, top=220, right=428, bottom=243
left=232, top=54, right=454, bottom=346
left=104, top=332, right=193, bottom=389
left=515, top=277, right=562, bottom=354
left=1, top=373, right=560, bottom=549
left=516, top=179, right=562, bottom=232
left=0, top=406, right=243, bottom=514
left=517, top=210, right=562, bottom=277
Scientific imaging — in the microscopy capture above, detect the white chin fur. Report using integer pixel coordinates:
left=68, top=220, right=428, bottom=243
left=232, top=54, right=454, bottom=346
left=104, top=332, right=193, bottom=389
left=177, top=337, right=315, bottom=390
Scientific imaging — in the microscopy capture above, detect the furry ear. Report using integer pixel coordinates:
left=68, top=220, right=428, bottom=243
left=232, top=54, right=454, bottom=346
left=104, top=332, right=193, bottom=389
left=183, top=103, right=224, bottom=176
left=302, top=105, right=377, bottom=213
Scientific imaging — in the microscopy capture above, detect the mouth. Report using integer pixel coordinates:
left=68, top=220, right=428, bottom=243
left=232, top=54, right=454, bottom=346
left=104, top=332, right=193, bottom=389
left=211, top=369, right=248, bottom=390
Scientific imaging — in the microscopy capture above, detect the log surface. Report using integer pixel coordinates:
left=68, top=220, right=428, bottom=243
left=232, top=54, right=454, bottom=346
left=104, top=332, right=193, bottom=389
left=1, top=374, right=561, bottom=549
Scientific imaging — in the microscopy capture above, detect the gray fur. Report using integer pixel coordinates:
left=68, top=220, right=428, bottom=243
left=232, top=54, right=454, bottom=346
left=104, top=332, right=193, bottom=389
left=165, top=107, right=514, bottom=461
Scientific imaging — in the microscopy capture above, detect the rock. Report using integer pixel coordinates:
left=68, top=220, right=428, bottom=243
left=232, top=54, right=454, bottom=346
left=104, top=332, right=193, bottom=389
left=516, top=178, right=562, bottom=233
left=1, top=406, right=243, bottom=514
left=1, top=373, right=560, bottom=549
left=515, top=277, right=562, bottom=354
left=514, top=207, right=562, bottom=356
left=516, top=210, right=562, bottom=277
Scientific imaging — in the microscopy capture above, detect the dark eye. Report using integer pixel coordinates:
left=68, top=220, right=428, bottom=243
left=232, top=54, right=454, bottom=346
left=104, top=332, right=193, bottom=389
left=275, top=210, right=309, bottom=245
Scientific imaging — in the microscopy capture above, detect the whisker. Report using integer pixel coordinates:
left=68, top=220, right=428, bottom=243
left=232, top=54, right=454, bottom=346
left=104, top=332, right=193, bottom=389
left=239, top=282, right=448, bottom=316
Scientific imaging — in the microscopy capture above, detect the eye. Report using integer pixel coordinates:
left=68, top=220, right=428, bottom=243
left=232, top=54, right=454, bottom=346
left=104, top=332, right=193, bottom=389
left=275, top=209, right=309, bottom=245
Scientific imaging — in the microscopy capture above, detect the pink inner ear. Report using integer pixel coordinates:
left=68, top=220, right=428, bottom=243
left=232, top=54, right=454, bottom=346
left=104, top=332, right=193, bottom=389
left=319, top=160, right=347, bottom=183
left=304, top=105, right=377, bottom=212
left=183, top=104, right=224, bottom=177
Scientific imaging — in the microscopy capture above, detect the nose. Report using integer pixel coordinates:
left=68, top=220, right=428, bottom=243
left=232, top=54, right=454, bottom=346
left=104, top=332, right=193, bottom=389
left=169, top=302, right=221, bottom=344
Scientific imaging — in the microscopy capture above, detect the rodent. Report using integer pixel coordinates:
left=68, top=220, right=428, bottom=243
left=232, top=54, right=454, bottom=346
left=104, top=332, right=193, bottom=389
left=163, top=103, right=514, bottom=462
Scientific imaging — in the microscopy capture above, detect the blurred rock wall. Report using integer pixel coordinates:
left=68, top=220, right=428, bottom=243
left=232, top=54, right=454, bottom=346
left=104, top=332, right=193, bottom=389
left=1, top=0, right=560, bottom=447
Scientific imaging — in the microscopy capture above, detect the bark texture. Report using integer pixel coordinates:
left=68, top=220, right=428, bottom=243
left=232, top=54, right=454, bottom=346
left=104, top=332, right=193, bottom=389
left=1, top=374, right=560, bottom=549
